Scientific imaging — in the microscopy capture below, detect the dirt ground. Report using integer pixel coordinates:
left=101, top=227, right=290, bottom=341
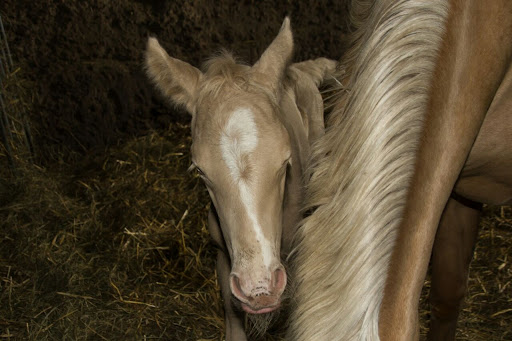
left=0, top=1, right=511, bottom=340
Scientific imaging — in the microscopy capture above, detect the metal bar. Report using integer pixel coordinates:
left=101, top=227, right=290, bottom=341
left=0, top=55, right=6, bottom=77
left=0, top=38, right=9, bottom=75
left=0, top=15, right=35, bottom=163
left=0, top=76, right=13, bottom=142
left=0, top=15, right=14, bottom=69
left=1, top=15, right=35, bottom=161
left=0, top=93, right=15, bottom=169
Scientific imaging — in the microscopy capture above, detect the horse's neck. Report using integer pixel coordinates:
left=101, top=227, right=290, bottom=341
left=279, top=87, right=311, bottom=171
left=288, top=1, right=449, bottom=339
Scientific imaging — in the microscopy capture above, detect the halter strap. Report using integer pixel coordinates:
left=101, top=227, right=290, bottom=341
left=450, top=191, right=483, bottom=211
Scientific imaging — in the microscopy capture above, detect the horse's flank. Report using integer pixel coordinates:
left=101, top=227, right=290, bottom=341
left=288, top=1, right=448, bottom=340
left=380, top=1, right=512, bottom=338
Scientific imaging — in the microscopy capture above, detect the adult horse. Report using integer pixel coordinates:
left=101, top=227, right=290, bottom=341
left=144, top=18, right=336, bottom=340
left=289, top=0, right=511, bottom=340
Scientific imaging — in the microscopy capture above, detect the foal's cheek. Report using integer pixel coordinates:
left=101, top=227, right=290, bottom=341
left=280, top=173, right=287, bottom=197
left=205, top=190, right=236, bottom=258
left=206, top=187, right=214, bottom=201
left=277, top=172, right=287, bottom=204
left=205, top=186, right=219, bottom=207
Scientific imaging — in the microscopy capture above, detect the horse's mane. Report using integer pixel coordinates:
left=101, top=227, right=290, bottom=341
left=288, top=1, right=448, bottom=340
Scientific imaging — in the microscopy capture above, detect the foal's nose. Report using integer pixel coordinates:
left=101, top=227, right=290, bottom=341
left=230, top=266, right=287, bottom=314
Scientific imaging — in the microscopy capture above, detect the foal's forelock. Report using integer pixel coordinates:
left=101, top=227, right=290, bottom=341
left=196, top=53, right=282, bottom=113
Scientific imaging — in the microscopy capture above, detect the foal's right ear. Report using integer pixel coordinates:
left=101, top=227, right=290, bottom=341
left=145, top=37, right=203, bottom=115
left=252, top=17, right=294, bottom=93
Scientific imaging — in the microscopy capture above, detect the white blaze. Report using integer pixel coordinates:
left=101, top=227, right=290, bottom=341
left=220, top=108, right=273, bottom=269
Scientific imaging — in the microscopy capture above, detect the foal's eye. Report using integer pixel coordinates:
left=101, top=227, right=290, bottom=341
left=196, top=167, right=205, bottom=177
left=188, top=163, right=205, bottom=178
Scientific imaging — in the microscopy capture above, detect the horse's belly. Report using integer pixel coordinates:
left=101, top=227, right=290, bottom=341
left=455, top=177, right=512, bottom=205
left=456, top=62, right=512, bottom=205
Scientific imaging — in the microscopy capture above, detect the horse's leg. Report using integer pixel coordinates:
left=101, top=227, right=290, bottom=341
left=427, top=197, right=481, bottom=341
left=208, top=208, right=247, bottom=341
left=216, top=250, right=247, bottom=341
left=379, top=1, right=512, bottom=340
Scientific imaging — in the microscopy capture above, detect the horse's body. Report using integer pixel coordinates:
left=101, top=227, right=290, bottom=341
left=382, top=2, right=512, bottom=339
left=144, top=18, right=336, bottom=340
left=289, top=0, right=511, bottom=340
left=404, top=40, right=512, bottom=341
left=423, top=52, right=512, bottom=340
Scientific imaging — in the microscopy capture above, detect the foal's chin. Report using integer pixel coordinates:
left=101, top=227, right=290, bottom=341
left=232, top=295, right=282, bottom=315
left=232, top=291, right=289, bottom=338
left=241, top=301, right=281, bottom=314
left=246, top=308, right=281, bottom=339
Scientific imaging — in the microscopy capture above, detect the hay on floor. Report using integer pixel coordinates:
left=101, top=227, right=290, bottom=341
left=1, top=124, right=511, bottom=340
left=1, top=124, right=224, bottom=340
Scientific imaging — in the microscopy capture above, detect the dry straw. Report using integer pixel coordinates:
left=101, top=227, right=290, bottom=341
left=1, top=116, right=510, bottom=341
left=1, top=125, right=225, bottom=340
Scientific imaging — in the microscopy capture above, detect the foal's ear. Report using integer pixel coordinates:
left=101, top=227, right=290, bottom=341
left=145, top=37, right=203, bottom=115
left=252, top=17, right=294, bottom=92
left=291, top=58, right=338, bottom=87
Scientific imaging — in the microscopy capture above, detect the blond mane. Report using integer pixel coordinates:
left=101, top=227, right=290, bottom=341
left=288, top=1, right=449, bottom=340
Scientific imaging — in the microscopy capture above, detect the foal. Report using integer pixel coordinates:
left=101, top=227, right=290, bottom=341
left=145, top=18, right=336, bottom=340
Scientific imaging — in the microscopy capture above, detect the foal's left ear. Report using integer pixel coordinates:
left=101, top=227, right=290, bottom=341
left=145, top=37, right=203, bottom=115
left=252, top=17, right=294, bottom=92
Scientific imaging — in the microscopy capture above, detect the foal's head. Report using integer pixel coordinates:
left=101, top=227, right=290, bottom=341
left=145, top=19, right=295, bottom=314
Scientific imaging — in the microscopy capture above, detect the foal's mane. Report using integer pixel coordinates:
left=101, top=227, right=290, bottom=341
left=288, top=1, right=448, bottom=340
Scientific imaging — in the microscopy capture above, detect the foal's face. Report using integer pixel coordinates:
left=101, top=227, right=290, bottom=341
left=191, top=94, right=291, bottom=313
left=145, top=17, right=296, bottom=314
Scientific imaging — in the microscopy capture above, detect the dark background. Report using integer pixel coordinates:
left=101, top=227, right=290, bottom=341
left=1, top=0, right=349, bottom=161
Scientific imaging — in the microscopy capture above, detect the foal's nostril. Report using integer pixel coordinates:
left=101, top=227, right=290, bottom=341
left=230, top=268, right=287, bottom=305
left=273, top=268, right=287, bottom=293
left=230, top=274, right=247, bottom=300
